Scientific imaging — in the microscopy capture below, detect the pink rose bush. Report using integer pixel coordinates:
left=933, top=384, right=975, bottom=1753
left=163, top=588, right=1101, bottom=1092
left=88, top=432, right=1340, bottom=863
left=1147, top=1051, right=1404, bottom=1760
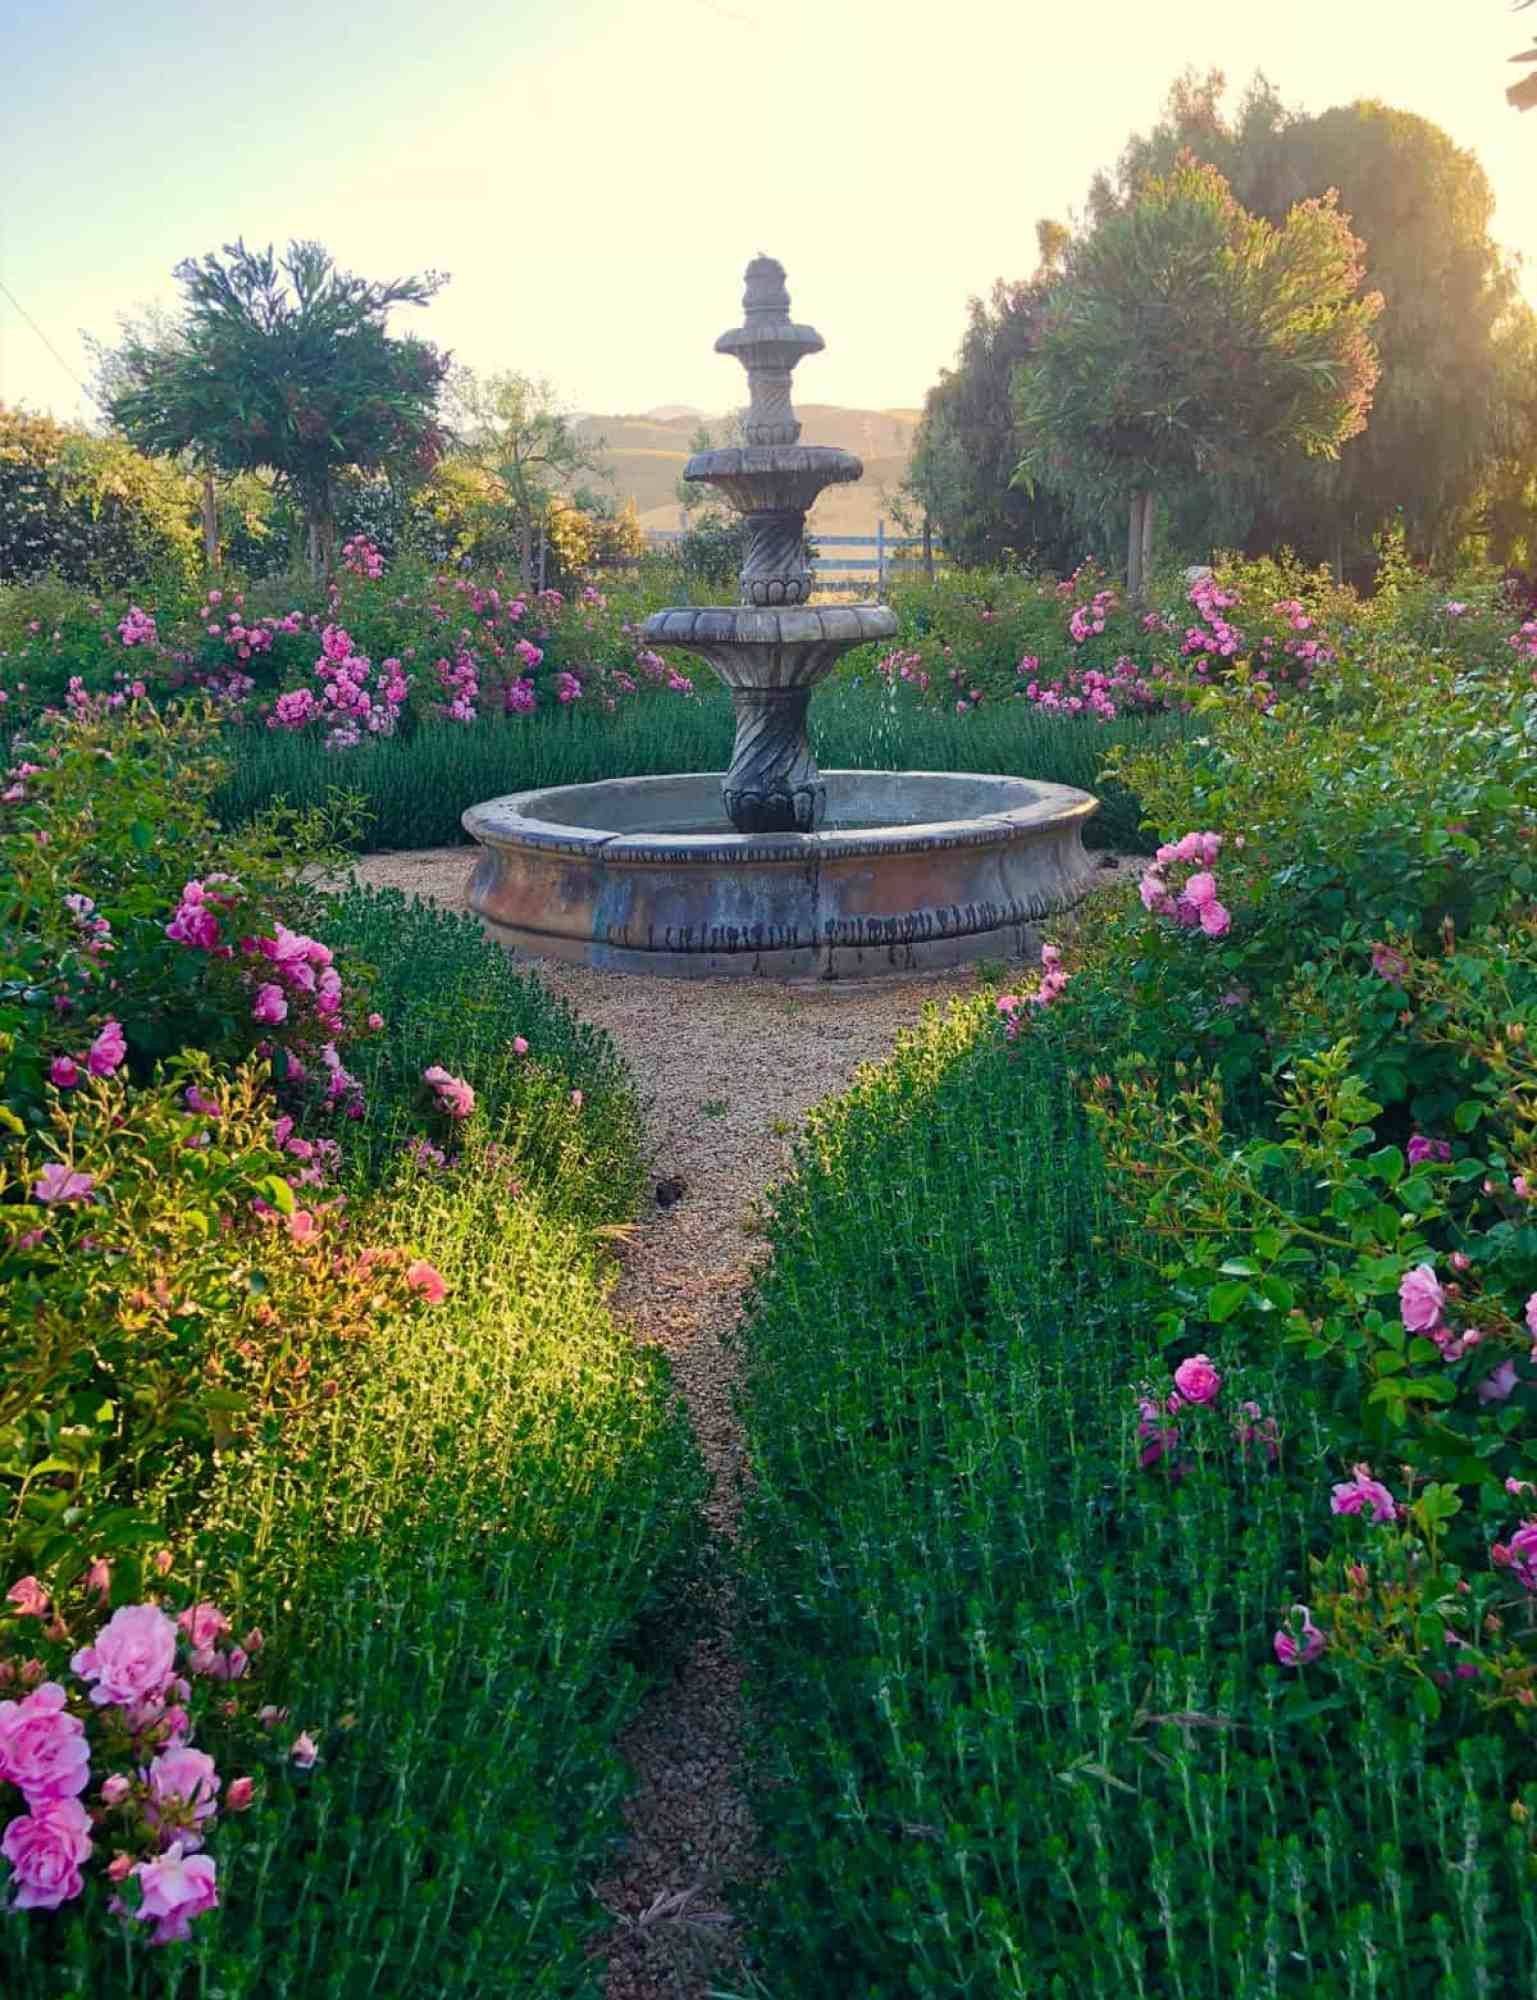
left=0, top=1585, right=304, bottom=1939
left=1138, top=832, right=1231, bottom=938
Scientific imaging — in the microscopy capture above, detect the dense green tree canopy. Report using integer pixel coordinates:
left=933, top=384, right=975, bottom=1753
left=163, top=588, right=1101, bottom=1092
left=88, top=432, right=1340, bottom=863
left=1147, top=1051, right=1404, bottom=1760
left=1016, top=155, right=1381, bottom=594
left=905, top=245, right=1084, bottom=572
left=1110, top=76, right=1536, bottom=574
left=105, top=240, right=449, bottom=575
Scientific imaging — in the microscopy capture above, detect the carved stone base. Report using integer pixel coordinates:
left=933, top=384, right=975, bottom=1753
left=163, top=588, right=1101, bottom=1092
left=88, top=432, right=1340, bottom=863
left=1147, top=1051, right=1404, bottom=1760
left=722, top=684, right=822, bottom=832
left=722, top=779, right=824, bottom=834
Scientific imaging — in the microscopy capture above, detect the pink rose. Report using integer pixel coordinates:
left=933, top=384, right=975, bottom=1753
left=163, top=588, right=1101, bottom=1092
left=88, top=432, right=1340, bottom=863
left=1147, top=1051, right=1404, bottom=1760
left=0, top=1684, right=90, bottom=1805
left=1183, top=870, right=1217, bottom=910
left=1478, top=1359, right=1519, bottom=1404
left=1172, top=1354, right=1222, bottom=1405
left=405, top=1260, right=447, bottom=1304
left=1273, top=1605, right=1326, bottom=1667
left=5, top=1577, right=49, bottom=1619
left=1198, top=899, right=1231, bottom=938
left=146, top=1746, right=220, bottom=1844
left=1399, top=1263, right=1445, bottom=1334
left=251, top=982, right=288, bottom=1026
left=129, top=1841, right=219, bottom=1944
left=32, top=1163, right=94, bottom=1205
left=290, top=1731, right=319, bottom=1769
left=48, top=1056, right=81, bottom=1089
left=512, top=1035, right=529, bottom=1056
left=226, top=1775, right=254, bottom=1811
left=423, top=1065, right=475, bottom=1120
left=1330, top=1463, right=1398, bottom=1524
left=100, top=1773, right=131, bottom=1807
left=71, top=1603, right=177, bottom=1707
left=1526, top=1293, right=1537, bottom=1340
left=87, top=1019, right=126, bottom=1077
left=176, top=1603, right=230, bottom=1651
left=1, top=1797, right=92, bottom=1908
left=1494, top=1522, right=1537, bottom=1591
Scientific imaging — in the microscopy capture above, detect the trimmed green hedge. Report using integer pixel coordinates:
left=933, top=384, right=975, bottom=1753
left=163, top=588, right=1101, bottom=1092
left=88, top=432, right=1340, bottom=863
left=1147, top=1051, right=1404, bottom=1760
left=213, top=689, right=1183, bottom=854
left=735, top=1003, right=1537, bottom=1996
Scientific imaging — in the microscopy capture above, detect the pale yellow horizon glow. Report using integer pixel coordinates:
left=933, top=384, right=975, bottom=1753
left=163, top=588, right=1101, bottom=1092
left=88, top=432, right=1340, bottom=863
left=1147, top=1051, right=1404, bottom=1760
left=1, top=0, right=1532, bottom=425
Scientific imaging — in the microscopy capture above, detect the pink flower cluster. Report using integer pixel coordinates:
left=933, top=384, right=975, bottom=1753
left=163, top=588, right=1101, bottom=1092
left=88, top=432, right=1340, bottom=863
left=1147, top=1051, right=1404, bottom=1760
left=1492, top=1521, right=1537, bottom=1591
left=996, top=946, right=1070, bottom=1038
left=504, top=678, right=537, bottom=714
left=116, top=607, right=158, bottom=649
left=1068, top=589, right=1117, bottom=644
left=48, top=1016, right=125, bottom=1093
left=1398, top=1259, right=1537, bottom=1382
left=165, top=875, right=239, bottom=954
left=1017, top=653, right=1167, bottom=721
left=1183, top=575, right=1242, bottom=659
left=554, top=670, right=583, bottom=705
left=341, top=534, right=385, bottom=579
left=0, top=1591, right=282, bottom=1939
left=436, top=648, right=480, bottom=723
left=1138, top=831, right=1231, bottom=938
left=267, top=625, right=407, bottom=750
left=423, top=1065, right=475, bottom=1121
left=873, top=648, right=932, bottom=694
left=1507, top=619, right=1537, bottom=664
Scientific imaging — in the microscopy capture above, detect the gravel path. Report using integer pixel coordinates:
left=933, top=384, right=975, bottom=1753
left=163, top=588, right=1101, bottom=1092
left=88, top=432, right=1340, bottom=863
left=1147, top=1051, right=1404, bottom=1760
left=344, top=844, right=1132, bottom=1998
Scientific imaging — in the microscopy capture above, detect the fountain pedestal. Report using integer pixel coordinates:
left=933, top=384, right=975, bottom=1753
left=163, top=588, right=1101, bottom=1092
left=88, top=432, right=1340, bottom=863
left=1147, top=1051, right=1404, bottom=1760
left=463, top=256, right=1100, bottom=981
left=641, top=258, right=896, bottom=832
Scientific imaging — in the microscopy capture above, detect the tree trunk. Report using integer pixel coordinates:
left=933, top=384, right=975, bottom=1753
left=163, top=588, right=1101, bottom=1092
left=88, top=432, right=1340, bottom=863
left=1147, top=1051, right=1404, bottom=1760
left=1140, top=489, right=1155, bottom=595
left=518, top=510, right=533, bottom=591
left=312, top=477, right=337, bottom=586
left=201, top=467, right=219, bottom=575
left=1126, top=490, right=1151, bottom=603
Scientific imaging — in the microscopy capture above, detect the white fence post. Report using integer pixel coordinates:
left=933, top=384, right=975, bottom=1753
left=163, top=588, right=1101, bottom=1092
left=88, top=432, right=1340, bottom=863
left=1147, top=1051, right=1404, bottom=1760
left=876, top=517, right=887, bottom=599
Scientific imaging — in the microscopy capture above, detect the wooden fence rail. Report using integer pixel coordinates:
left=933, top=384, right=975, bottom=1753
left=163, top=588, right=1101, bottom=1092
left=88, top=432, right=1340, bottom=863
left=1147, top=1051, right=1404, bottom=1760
left=643, top=516, right=946, bottom=596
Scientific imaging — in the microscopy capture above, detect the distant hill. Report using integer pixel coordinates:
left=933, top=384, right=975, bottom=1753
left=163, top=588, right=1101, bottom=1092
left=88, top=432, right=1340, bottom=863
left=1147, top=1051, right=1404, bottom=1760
left=573, top=405, right=921, bottom=538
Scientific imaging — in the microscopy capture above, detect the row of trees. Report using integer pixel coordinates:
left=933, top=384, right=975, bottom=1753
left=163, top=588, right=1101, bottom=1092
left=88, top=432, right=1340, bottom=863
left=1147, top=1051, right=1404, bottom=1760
left=908, top=77, right=1537, bottom=586
left=61, top=240, right=631, bottom=588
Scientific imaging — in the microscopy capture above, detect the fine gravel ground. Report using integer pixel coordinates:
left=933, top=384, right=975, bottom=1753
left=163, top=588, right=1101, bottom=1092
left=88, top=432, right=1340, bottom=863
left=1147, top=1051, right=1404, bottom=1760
left=341, top=844, right=1137, bottom=1999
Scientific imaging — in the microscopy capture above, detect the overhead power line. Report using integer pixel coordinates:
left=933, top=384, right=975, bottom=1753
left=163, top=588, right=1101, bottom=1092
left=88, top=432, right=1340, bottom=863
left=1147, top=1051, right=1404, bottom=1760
left=0, top=275, right=101, bottom=406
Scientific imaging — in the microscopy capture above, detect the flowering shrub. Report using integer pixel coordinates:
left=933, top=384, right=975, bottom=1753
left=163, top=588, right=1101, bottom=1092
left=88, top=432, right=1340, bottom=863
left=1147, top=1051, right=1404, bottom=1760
left=0, top=1581, right=305, bottom=1939
left=0, top=552, right=700, bottom=743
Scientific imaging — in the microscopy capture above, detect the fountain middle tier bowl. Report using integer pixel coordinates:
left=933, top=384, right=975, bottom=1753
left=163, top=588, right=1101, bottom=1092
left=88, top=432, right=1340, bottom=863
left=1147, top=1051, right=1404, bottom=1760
left=463, top=770, right=1100, bottom=981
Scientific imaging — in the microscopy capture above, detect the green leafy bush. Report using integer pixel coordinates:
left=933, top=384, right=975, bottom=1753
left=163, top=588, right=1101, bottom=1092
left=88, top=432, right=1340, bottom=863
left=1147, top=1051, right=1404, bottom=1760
left=2, top=685, right=705, bottom=1986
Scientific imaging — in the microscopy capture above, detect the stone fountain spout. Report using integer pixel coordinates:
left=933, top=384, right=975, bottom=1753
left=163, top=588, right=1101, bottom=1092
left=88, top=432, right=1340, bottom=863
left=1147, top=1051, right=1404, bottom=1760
left=642, top=257, right=897, bottom=834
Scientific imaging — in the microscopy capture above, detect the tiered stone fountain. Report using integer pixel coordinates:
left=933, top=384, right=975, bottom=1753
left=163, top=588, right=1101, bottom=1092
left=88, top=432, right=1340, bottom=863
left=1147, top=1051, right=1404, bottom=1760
left=464, top=257, right=1098, bottom=979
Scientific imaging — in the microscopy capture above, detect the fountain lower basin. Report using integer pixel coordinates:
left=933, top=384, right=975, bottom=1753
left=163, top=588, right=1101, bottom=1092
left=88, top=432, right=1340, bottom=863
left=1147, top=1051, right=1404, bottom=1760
left=463, top=770, right=1099, bottom=980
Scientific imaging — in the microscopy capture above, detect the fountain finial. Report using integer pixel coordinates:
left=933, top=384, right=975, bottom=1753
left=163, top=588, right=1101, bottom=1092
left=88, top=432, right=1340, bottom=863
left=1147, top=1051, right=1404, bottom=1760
left=715, top=254, right=824, bottom=446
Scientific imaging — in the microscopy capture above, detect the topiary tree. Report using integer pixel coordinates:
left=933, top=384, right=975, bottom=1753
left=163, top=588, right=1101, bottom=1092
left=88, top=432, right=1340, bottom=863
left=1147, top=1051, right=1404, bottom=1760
left=104, top=240, right=449, bottom=580
left=1016, top=155, right=1382, bottom=598
left=1110, top=77, right=1537, bottom=577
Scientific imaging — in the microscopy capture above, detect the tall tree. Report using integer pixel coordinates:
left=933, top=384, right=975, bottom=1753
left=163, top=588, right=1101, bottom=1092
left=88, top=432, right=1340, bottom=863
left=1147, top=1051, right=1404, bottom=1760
left=1113, top=77, right=1535, bottom=575
left=105, top=240, right=449, bottom=578
left=905, top=226, right=1085, bottom=571
left=1016, top=156, right=1381, bottom=599
left=447, top=370, right=606, bottom=589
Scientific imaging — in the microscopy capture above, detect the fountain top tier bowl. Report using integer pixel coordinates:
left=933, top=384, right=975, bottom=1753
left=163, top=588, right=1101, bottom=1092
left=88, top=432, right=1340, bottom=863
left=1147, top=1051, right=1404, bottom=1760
left=463, top=255, right=1100, bottom=980
left=464, top=770, right=1099, bottom=981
